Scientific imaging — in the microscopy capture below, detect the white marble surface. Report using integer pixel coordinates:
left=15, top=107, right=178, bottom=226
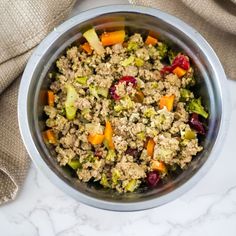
left=1, top=0, right=236, bottom=235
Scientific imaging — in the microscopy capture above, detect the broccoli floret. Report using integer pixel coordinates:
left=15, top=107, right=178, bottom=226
left=180, top=88, right=193, bottom=102
left=168, top=49, right=177, bottom=64
left=186, top=98, right=208, bottom=118
left=157, top=42, right=168, bottom=59
left=127, top=41, right=139, bottom=51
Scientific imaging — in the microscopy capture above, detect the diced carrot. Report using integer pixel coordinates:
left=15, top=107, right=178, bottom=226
left=43, top=129, right=57, bottom=144
left=81, top=42, right=93, bottom=54
left=146, top=138, right=155, bottom=157
left=151, top=160, right=167, bottom=173
left=145, top=35, right=158, bottom=46
left=47, top=91, right=54, bottom=107
left=104, top=120, right=115, bottom=149
left=88, top=134, right=105, bottom=145
left=101, top=30, right=125, bottom=46
left=159, top=95, right=175, bottom=111
left=172, top=66, right=186, bottom=78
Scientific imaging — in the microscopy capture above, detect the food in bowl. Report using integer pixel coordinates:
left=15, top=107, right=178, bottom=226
left=43, top=28, right=208, bottom=193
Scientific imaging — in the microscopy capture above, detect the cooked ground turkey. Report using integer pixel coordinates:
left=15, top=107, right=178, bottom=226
left=43, top=33, right=205, bottom=193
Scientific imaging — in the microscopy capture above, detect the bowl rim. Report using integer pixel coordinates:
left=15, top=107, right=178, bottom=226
left=18, top=4, right=230, bottom=211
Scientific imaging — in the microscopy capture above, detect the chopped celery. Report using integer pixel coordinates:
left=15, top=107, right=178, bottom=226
left=106, top=149, right=116, bottom=161
left=89, top=84, right=99, bottom=99
left=100, top=173, right=110, bottom=188
left=135, top=57, right=144, bottom=67
left=151, top=82, right=158, bottom=88
left=97, top=87, right=108, bottom=98
left=112, top=169, right=121, bottom=185
left=186, top=98, right=208, bottom=118
left=65, top=85, right=79, bottom=120
left=181, top=129, right=196, bottom=140
left=127, top=41, right=138, bottom=51
left=114, top=104, right=123, bottom=112
left=121, top=56, right=135, bottom=66
left=89, top=85, right=108, bottom=98
left=137, top=132, right=146, bottom=141
left=144, top=107, right=157, bottom=118
left=83, top=28, right=105, bottom=55
left=68, top=159, right=82, bottom=170
left=125, top=179, right=138, bottom=192
left=120, top=96, right=134, bottom=109
left=76, top=76, right=88, bottom=85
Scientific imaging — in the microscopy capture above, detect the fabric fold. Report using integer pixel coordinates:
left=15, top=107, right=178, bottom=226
left=0, top=0, right=76, bottom=205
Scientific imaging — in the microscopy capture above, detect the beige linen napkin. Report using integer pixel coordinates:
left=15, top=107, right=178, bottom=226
left=129, top=0, right=236, bottom=80
left=0, top=0, right=75, bottom=205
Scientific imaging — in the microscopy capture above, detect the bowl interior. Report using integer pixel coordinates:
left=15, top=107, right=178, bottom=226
left=27, top=11, right=221, bottom=204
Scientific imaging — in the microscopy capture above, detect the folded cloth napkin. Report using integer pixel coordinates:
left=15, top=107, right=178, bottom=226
left=0, top=0, right=75, bottom=205
left=129, top=0, right=236, bottom=80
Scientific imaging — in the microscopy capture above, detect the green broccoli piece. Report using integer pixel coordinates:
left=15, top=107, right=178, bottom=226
left=186, top=98, right=208, bottom=118
left=168, top=49, right=177, bottom=64
left=180, top=88, right=193, bottom=101
left=68, top=159, right=82, bottom=170
left=100, top=173, right=110, bottom=188
left=127, top=41, right=139, bottom=51
left=157, top=42, right=168, bottom=59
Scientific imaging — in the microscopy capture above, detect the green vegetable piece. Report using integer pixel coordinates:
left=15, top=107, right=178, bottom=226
left=125, top=179, right=138, bottom=192
left=120, top=96, right=134, bottom=109
left=106, top=149, right=116, bottom=161
left=168, top=49, right=177, bottom=64
left=114, top=104, right=123, bottom=112
left=83, top=28, right=105, bottom=55
left=112, top=169, right=121, bottom=185
left=135, top=57, right=144, bottom=67
left=100, top=173, right=110, bottom=188
left=68, top=159, right=82, bottom=170
left=121, top=56, right=135, bottom=66
left=186, top=77, right=196, bottom=87
left=97, top=87, right=108, bottom=98
left=144, top=107, right=156, bottom=118
left=127, top=41, right=138, bottom=51
left=65, top=85, right=79, bottom=120
left=137, top=132, right=145, bottom=141
left=184, top=130, right=196, bottom=140
left=186, top=98, right=208, bottom=119
left=89, top=84, right=99, bottom=99
left=157, top=43, right=168, bottom=59
left=180, top=88, right=192, bottom=101
left=76, top=76, right=88, bottom=85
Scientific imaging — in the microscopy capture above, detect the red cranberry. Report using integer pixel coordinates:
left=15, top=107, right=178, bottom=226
left=161, top=54, right=190, bottom=76
left=146, top=171, right=160, bottom=187
left=171, top=54, right=190, bottom=70
left=109, top=76, right=137, bottom=100
left=119, top=76, right=137, bottom=87
left=125, top=148, right=140, bottom=159
left=189, top=113, right=206, bottom=135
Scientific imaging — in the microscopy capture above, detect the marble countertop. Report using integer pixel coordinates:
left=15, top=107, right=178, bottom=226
left=1, top=1, right=236, bottom=235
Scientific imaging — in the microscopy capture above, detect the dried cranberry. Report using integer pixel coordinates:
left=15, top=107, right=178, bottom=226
left=125, top=148, right=140, bottom=159
left=109, top=76, right=137, bottom=100
left=109, top=85, right=120, bottom=100
left=161, top=54, right=190, bottom=76
left=189, top=113, right=205, bottom=135
left=119, top=76, right=137, bottom=87
left=146, top=171, right=160, bottom=187
left=171, top=54, right=190, bottom=70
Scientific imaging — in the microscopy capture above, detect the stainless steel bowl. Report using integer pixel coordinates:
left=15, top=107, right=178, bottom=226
left=18, top=5, right=230, bottom=211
